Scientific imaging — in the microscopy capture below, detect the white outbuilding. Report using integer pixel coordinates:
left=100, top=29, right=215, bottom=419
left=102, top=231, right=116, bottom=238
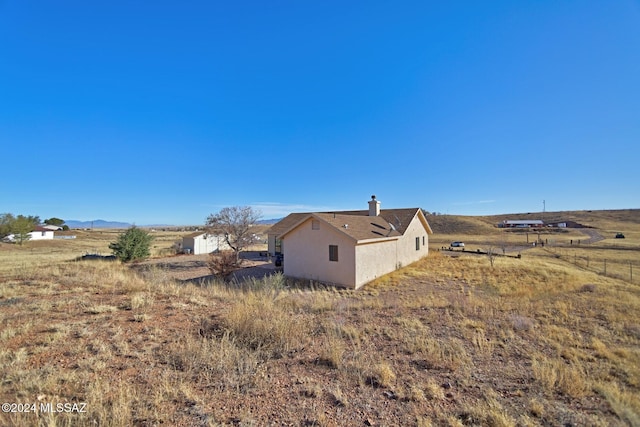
left=2, top=226, right=55, bottom=243
left=181, top=232, right=229, bottom=255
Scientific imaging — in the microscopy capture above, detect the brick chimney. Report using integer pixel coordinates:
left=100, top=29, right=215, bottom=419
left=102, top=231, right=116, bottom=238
left=368, top=195, right=380, bottom=216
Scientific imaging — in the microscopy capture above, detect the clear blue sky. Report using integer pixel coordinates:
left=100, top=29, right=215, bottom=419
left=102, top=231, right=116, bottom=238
left=1, top=1, right=639, bottom=225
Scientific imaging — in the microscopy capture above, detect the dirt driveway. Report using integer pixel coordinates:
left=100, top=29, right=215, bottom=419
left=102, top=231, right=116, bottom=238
left=134, top=251, right=280, bottom=283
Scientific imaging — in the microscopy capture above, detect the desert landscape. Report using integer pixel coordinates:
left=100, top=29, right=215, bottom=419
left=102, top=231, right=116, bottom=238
left=1, top=209, right=639, bottom=426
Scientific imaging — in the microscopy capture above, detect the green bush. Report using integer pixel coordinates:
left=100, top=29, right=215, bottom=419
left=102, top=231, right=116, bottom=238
left=109, top=227, right=154, bottom=262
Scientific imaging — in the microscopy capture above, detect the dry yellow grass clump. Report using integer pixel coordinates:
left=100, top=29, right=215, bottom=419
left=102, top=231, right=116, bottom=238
left=0, top=215, right=639, bottom=426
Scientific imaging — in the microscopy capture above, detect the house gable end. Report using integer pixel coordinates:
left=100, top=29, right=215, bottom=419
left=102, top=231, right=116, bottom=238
left=278, top=214, right=359, bottom=243
left=414, top=209, right=433, bottom=235
left=267, top=213, right=309, bottom=237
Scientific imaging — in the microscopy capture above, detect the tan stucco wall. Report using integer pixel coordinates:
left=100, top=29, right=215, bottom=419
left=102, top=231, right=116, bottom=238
left=282, top=218, right=356, bottom=287
left=267, top=233, right=283, bottom=256
left=267, top=234, right=277, bottom=255
left=394, top=214, right=429, bottom=268
left=353, top=215, right=429, bottom=288
left=354, top=238, right=399, bottom=288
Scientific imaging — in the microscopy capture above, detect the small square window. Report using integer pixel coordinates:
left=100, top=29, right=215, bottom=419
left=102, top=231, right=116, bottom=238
left=329, top=245, right=339, bottom=262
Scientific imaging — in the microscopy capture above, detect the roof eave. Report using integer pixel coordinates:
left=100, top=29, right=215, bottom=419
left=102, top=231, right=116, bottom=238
left=416, top=209, right=434, bottom=234
left=276, top=213, right=323, bottom=239
left=356, top=236, right=401, bottom=245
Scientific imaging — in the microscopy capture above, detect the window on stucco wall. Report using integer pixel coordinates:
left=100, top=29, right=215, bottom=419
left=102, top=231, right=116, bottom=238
left=312, top=220, right=320, bottom=230
left=329, top=245, right=338, bottom=262
left=416, top=237, right=420, bottom=250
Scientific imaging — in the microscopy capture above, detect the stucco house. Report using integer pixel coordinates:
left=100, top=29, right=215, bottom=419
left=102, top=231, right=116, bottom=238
left=268, top=196, right=433, bottom=289
left=30, top=226, right=56, bottom=240
left=181, top=232, right=229, bottom=255
left=2, top=226, right=55, bottom=243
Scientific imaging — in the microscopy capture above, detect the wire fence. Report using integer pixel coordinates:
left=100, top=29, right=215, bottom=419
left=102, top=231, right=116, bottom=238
left=543, top=248, right=638, bottom=284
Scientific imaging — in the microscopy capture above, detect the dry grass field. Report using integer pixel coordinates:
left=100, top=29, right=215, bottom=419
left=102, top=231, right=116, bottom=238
left=0, top=212, right=639, bottom=426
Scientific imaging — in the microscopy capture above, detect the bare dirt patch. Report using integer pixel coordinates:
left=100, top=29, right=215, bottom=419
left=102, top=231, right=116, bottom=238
left=133, top=251, right=279, bottom=283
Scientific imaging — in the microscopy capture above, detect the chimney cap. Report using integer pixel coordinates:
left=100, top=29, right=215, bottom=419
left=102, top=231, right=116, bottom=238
left=371, top=195, right=376, bottom=200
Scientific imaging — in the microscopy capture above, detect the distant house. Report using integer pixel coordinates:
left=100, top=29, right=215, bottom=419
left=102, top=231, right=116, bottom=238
left=268, top=196, right=433, bottom=289
left=31, top=226, right=56, bottom=239
left=498, top=220, right=544, bottom=228
left=181, top=232, right=229, bottom=255
left=2, top=226, right=55, bottom=243
left=42, top=224, right=63, bottom=231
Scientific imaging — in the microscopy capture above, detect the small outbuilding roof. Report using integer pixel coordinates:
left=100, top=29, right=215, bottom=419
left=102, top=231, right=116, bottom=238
left=184, top=231, right=206, bottom=238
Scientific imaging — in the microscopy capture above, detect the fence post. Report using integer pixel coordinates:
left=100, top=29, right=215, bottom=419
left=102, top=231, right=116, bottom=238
left=631, top=262, right=633, bottom=282
left=604, top=259, right=607, bottom=276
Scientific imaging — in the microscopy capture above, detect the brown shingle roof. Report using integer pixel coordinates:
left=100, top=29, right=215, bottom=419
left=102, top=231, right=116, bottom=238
left=266, top=213, right=309, bottom=235
left=313, top=212, right=402, bottom=241
left=273, top=208, right=432, bottom=242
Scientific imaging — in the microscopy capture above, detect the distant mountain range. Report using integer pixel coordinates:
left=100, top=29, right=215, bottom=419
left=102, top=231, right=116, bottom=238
left=65, top=219, right=133, bottom=229
left=64, top=218, right=282, bottom=229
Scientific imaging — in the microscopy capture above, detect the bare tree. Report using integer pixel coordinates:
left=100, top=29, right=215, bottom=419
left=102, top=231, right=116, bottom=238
left=206, top=206, right=262, bottom=264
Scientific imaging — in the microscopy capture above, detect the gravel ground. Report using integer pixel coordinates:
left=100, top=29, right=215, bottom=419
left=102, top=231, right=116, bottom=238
left=134, top=251, right=280, bottom=283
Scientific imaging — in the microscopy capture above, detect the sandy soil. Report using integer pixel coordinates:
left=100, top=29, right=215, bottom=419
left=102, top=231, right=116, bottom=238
left=134, top=251, right=280, bottom=283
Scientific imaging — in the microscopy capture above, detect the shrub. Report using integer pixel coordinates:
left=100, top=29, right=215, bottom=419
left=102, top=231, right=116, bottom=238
left=580, top=283, right=597, bottom=293
left=369, top=362, right=396, bottom=388
left=224, top=290, right=308, bottom=357
left=207, top=250, right=240, bottom=278
left=109, top=226, right=154, bottom=263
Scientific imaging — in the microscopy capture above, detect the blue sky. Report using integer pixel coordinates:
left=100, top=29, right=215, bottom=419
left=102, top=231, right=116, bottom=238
left=1, top=1, right=639, bottom=225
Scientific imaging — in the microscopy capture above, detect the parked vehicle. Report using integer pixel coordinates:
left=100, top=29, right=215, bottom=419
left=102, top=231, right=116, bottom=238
left=450, top=241, right=465, bottom=248
left=615, top=233, right=625, bottom=239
